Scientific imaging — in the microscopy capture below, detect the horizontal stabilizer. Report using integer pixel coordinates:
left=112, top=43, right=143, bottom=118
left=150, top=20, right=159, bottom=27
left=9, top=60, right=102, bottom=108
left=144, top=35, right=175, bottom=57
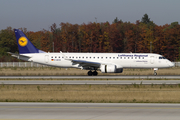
left=7, top=52, right=31, bottom=59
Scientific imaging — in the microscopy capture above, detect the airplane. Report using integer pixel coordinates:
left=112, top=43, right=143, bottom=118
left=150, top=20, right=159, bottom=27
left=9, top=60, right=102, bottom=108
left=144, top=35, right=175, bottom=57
left=8, top=29, right=174, bottom=76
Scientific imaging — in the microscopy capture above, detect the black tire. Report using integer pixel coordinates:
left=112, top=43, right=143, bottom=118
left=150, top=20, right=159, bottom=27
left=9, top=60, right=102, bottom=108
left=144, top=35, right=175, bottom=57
left=154, top=72, right=157, bottom=76
left=92, top=71, right=98, bottom=76
left=88, top=71, right=93, bottom=76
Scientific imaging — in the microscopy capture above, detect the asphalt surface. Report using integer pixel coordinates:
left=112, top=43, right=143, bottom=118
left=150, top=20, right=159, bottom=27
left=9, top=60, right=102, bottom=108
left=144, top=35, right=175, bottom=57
left=0, top=75, right=180, bottom=85
left=0, top=80, right=180, bottom=85
left=0, top=75, right=180, bottom=79
left=0, top=103, right=180, bottom=120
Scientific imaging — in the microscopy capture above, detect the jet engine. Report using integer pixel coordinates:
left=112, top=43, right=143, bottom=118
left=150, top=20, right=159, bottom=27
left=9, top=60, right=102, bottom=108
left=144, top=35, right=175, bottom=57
left=100, top=65, right=123, bottom=73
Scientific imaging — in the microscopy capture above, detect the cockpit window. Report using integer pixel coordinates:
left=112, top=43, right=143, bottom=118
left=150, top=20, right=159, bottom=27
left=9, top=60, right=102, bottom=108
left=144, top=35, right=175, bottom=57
left=159, top=56, right=166, bottom=59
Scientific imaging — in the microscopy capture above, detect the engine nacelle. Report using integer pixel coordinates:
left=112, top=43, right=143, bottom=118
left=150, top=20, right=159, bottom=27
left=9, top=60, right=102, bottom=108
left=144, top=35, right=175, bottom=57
left=100, top=65, right=123, bottom=73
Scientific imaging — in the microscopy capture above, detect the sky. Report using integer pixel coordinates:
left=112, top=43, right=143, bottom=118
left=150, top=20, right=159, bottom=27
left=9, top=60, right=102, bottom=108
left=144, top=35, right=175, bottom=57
left=1, top=0, right=180, bottom=32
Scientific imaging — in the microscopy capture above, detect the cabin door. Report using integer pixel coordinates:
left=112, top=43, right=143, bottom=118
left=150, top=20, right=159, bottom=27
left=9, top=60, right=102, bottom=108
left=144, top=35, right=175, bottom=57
left=45, top=55, right=49, bottom=63
left=150, top=56, right=154, bottom=64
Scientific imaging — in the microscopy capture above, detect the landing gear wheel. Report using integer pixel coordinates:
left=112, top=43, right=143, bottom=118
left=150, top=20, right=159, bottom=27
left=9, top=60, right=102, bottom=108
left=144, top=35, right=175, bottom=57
left=88, top=71, right=93, bottom=76
left=154, top=71, right=157, bottom=76
left=92, top=71, right=98, bottom=76
left=153, top=68, right=158, bottom=76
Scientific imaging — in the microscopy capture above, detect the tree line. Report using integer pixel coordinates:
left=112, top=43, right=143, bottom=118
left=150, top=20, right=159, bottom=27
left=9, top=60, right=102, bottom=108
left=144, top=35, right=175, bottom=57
left=0, top=14, right=180, bottom=62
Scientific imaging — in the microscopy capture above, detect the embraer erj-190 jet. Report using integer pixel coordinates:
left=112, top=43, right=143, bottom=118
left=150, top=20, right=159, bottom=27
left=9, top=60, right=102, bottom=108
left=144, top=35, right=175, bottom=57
left=8, top=29, right=174, bottom=76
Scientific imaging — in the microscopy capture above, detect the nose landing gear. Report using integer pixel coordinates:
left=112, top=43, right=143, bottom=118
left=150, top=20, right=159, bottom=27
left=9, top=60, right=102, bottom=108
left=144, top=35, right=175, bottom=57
left=154, top=71, right=157, bottom=76
left=153, top=68, right=158, bottom=76
left=87, top=70, right=98, bottom=76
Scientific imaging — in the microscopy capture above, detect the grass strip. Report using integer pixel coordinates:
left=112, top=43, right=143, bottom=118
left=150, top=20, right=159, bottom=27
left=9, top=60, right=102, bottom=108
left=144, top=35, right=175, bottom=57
left=0, top=84, right=180, bottom=103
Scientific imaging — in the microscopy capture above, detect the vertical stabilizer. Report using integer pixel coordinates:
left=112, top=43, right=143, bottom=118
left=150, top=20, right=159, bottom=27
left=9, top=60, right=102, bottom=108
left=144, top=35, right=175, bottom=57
left=14, top=29, right=46, bottom=54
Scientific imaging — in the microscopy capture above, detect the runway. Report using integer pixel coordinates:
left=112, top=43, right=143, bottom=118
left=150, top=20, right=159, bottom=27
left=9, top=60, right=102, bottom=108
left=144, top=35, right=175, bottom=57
left=1, top=80, right=180, bottom=85
left=0, top=103, right=180, bottom=120
left=0, top=75, right=180, bottom=79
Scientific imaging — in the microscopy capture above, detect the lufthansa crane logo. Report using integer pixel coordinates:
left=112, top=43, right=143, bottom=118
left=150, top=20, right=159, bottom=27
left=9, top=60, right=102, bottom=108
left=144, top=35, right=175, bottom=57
left=18, top=37, right=28, bottom=47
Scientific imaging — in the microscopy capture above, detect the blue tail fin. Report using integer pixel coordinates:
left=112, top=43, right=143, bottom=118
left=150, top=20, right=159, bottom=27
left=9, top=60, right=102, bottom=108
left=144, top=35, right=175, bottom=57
left=14, top=29, right=46, bottom=54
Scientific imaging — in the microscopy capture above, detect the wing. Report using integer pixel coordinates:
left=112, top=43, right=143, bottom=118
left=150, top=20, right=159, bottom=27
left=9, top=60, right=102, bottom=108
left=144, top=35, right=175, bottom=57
left=68, top=59, right=101, bottom=69
left=60, top=51, right=101, bottom=69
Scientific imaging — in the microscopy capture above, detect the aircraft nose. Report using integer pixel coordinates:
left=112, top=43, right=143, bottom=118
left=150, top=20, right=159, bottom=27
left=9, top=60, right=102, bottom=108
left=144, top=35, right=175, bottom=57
left=169, top=62, right=174, bottom=67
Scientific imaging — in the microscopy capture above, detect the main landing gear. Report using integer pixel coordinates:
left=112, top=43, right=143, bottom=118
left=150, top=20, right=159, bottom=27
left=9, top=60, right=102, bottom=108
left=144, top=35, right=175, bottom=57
left=88, top=70, right=98, bottom=76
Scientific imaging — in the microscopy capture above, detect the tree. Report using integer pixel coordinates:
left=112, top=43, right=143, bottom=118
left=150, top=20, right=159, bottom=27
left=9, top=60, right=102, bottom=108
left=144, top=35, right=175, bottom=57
left=0, top=27, right=19, bottom=62
left=41, top=30, right=52, bottom=52
left=51, top=23, right=61, bottom=52
left=141, top=13, right=150, bottom=24
left=0, top=27, right=17, bottom=56
left=113, top=17, right=119, bottom=23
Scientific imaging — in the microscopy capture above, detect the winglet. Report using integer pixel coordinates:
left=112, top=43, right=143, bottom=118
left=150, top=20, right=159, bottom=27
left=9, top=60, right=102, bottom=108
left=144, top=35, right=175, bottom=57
left=14, top=29, right=46, bottom=54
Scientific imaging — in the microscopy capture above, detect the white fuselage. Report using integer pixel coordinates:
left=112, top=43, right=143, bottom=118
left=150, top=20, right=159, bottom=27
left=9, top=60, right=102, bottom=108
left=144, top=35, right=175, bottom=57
left=21, top=53, right=174, bottom=70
